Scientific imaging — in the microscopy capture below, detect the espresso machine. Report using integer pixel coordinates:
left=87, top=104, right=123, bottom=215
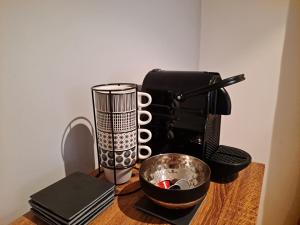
left=141, top=69, right=251, bottom=183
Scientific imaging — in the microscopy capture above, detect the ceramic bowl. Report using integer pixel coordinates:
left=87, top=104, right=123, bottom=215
left=139, top=153, right=210, bottom=209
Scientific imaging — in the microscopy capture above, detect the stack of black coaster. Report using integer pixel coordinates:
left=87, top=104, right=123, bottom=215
left=29, top=172, right=115, bottom=225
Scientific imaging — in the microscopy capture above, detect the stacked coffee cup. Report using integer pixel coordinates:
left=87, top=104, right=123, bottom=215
left=92, top=83, right=152, bottom=184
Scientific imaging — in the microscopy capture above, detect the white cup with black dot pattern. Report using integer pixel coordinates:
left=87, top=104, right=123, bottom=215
left=99, top=148, right=137, bottom=168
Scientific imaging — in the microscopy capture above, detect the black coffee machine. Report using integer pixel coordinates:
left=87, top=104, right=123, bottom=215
left=141, top=69, right=251, bottom=183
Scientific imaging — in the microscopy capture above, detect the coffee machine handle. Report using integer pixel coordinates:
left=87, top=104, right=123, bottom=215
left=176, top=74, right=245, bottom=101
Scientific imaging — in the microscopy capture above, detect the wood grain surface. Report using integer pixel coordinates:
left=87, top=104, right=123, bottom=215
left=10, top=163, right=264, bottom=225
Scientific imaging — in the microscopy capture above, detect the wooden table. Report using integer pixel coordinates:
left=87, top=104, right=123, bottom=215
left=11, top=163, right=264, bottom=225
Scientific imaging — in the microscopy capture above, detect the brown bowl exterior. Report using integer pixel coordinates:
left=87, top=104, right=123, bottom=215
left=145, top=194, right=206, bottom=209
left=139, top=153, right=210, bottom=209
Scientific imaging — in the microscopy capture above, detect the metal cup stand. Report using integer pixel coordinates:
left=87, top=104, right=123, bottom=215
left=91, top=84, right=139, bottom=194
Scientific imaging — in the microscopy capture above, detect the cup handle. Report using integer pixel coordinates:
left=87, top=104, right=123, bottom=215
left=138, top=129, right=152, bottom=143
left=138, top=92, right=152, bottom=108
left=138, top=145, right=152, bottom=160
left=138, top=110, right=152, bottom=125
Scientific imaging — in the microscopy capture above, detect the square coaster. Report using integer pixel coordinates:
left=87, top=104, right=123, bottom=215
left=30, top=193, right=114, bottom=225
left=135, top=196, right=202, bottom=225
left=30, top=172, right=114, bottom=221
left=31, top=196, right=114, bottom=225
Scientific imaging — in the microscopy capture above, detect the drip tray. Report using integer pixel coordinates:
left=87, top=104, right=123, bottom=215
left=207, top=145, right=251, bottom=183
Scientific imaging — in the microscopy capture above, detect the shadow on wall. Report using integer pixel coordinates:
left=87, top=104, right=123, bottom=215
left=263, top=0, right=300, bottom=224
left=61, top=117, right=96, bottom=176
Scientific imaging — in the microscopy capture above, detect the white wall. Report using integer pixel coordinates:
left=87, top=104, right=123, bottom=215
left=199, top=0, right=289, bottom=164
left=199, top=0, right=300, bottom=225
left=263, top=0, right=300, bottom=224
left=0, top=1, right=201, bottom=224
